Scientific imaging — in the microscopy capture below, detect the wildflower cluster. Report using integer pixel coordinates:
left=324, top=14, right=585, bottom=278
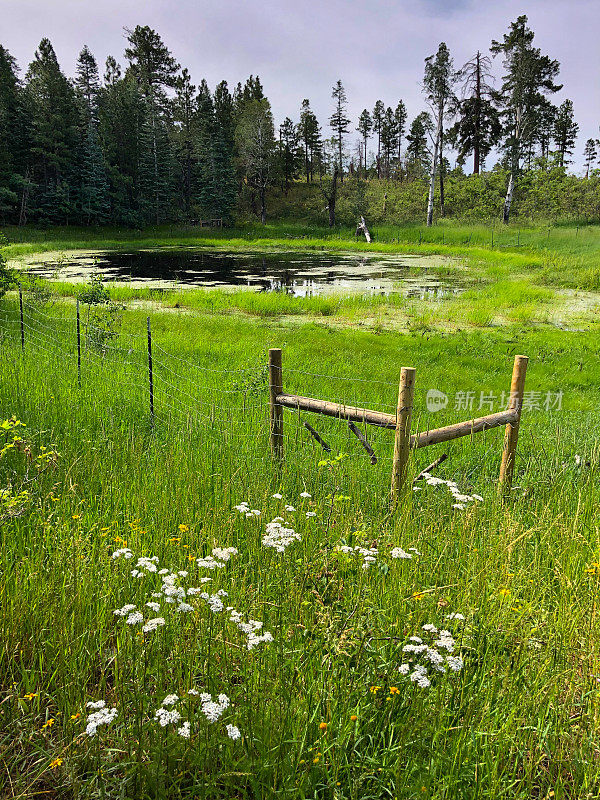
left=397, top=616, right=465, bottom=689
left=229, top=609, right=274, bottom=649
left=336, top=543, right=421, bottom=569
left=419, top=474, right=483, bottom=510
left=263, top=520, right=301, bottom=553
left=85, top=701, right=118, bottom=737
left=336, top=544, right=378, bottom=570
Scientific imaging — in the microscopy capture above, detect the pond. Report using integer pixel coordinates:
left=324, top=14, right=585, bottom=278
left=19, top=248, right=462, bottom=298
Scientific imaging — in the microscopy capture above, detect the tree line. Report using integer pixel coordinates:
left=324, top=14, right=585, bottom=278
left=0, top=16, right=597, bottom=228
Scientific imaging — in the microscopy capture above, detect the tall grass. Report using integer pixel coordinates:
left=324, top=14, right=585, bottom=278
left=1, top=293, right=600, bottom=798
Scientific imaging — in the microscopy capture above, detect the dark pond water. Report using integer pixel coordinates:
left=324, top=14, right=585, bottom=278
left=26, top=249, right=461, bottom=298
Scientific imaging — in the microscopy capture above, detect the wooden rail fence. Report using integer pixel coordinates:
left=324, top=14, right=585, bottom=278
left=268, top=349, right=528, bottom=501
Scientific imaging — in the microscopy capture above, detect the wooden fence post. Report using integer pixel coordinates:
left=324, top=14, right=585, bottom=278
left=19, top=284, right=24, bottom=351
left=391, top=367, right=416, bottom=501
left=498, top=355, right=528, bottom=498
left=147, top=317, right=154, bottom=425
left=76, top=299, right=81, bottom=387
left=269, top=348, right=283, bottom=459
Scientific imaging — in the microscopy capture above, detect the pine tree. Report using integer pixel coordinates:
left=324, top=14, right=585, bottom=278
left=98, top=57, right=145, bottom=224
left=329, top=80, right=350, bottom=182
left=75, top=45, right=101, bottom=124
left=584, top=138, right=598, bottom=179
left=552, top=99, right=578, bottom=166
left=356, top=109, right=372, bottom=177
left=0, top=45, right=27, bottom=221
left=24, top=38, right=79, bottom=223
left=380, top=107, right=398, bottom=179
left=277, top=117, right=300, bottom=193
left=173, top=68, right=197, bottom=215
left=372, top=100, right=385, bottom=177
left=124, top=25, right=180, bottom=224
left=235, top=99, right=275, bottom=224
left=213, top=80, right=235, bottom=149
left=423, top=42, right=455, bottom=226
left=406, top=113, right=432, bottom=177
left=448, top=51, right=501, bottom=174
left=79, top=121, right=109, bottom=224
left=491, top=15, right=562, bottom=222
left=532, top=99, right=556, bottom=164
left=298, top=99, right=320, bottom=183
left=394, top=101, right=407, bottom=178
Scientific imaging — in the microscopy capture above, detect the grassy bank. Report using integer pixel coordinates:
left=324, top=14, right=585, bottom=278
left=1, top=221, right=600, bottom=798
left=1, top=286, right=600, bottom=798
left=3, top=220, right=600, bottom=331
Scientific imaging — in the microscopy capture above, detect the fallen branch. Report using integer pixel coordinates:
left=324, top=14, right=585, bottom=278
left=348, top=421, right=377, bottom=465
left=303, top=421, right=331, bottom=452
left=355, top=215, right=372, bottom=243
left=413, top=453, right=448, bottom=483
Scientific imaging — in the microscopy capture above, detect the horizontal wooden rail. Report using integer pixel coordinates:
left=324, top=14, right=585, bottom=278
left=412, top=409, right=518, bottom=448
left=269, top=349, right=528, bottom=504
left=275, top=393, right=519, bottom=447
left=276, top=393, right=396, bottom=429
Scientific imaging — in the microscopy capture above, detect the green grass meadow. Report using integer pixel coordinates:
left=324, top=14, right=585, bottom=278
left=1, top=222, right=600, bottom=799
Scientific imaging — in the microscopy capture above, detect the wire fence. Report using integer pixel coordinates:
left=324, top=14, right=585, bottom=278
left=0, top=293, right=594, bottom=482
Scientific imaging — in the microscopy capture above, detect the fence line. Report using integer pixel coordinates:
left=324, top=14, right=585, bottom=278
left=0, top=300, right=535, bottom=502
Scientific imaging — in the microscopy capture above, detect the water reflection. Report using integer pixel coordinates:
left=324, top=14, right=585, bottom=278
left=25, top=249, right=462, bottom=298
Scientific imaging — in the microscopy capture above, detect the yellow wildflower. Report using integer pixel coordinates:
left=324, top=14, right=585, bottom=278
left=24, top=692, right=38, bottom=701
left=369, top=685, right=382, bottom=694
left=319, top=721, right=327, bottom=731
left=350, top=715, right=357, bottom=721
left=178, top=524, right=189, bottom=533
left=42, top=718, right=55, bottom=729
left=50, top=757, right=63, bottom=769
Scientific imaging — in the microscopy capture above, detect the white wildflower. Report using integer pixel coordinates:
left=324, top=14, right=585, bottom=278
left=135, top=556, right=159, bottom=573
left=196, top=556, right=225, bottom=570
left=234, top=502, right=249, bottom=512
left=390, top=547, right=412, bottom=560
left=146, top=602, right=161, bottom=612
left=188, top=689, right=199, bottom=696
left=86, top=706, right=118, bottom=736
left=154, top=707, right=181, bottom=727
left=113, top=604, right=136, bottom=617
left=162, top=694, right=179, bottom=707
left=306, top=512, right=316, bottom=518
left=111, top=548, right=133, bottom=560
left=200, top=693, right=230, bottom=723
left=177, top=602, right=194, bottom=613
left=446, top=612, right=465, bottom=621
left=177, top=721, right=191, bottom=738
left=262, top=521, right=301, bottom=553
left=452, top=503, right=466, bottom=511
left=272, top=493, right=283, bottom=499
left=226, top=724, right=241, bottom=740
left=447, top=656, right=464, bottom=672
left=126, top=611, right=144, bottom=625
left=285, top=505, right=296, bottom=512
left=398, top=663, right=410, bottom=676
left=142, top=617, right=165, bottom=633
left=212, top=547, right=238, bottom=562
left=86, top=700, right=106, bottom=710
left=422, top=623, right=438, bottom=633
left=300, top=492, right=311, bottom=498
left=178, top=570, right=188, bottom=577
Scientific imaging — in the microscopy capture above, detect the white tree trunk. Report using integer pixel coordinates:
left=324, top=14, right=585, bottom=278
left=426, top=113, right=442, bottom=227
left=503, top=172, right=514, bottom=223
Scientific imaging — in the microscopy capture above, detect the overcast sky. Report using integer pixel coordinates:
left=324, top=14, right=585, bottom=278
left=3, top=0, right=599, bottom=170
